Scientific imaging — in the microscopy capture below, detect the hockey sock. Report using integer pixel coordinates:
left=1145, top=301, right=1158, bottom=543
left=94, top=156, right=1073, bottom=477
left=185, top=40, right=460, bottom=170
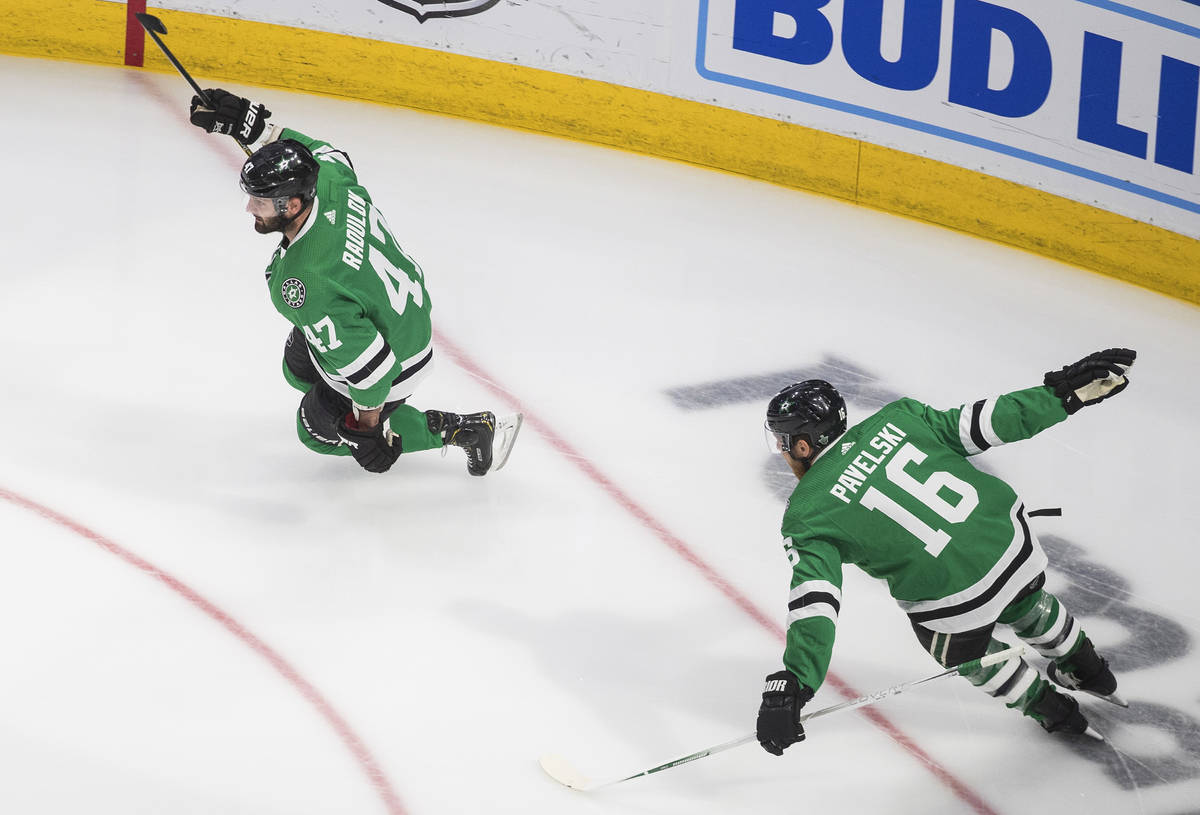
left=960, top=639, right=1045, bottom=714
left=385, top=405, right=443, bottom=453
left=999, top=588, right=1086, bottom=663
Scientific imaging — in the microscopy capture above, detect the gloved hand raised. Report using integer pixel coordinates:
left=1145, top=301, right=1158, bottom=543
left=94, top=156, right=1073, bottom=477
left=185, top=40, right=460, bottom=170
left=1044, top=348, right=1136, bottom=414
left=337, top=414, right=402, bottom=474
left=756, top=670, right=815, bottom=755
left=189, top=88, right=270, bottom=145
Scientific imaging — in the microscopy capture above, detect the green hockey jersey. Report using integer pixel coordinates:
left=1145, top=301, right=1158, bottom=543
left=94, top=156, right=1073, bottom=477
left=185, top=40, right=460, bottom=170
left=780, top=387, right=1070, bottom=692
left=263, top=128, right=433, bottom=410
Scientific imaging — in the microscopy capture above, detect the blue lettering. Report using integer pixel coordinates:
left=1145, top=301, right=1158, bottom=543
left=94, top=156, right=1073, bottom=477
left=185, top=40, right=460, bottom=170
left=842, top=0, right=941, bottom=91
left=1078, top=33, right=1148, bottom=158
left=732, top=0, right=834, bottom=66
left=948, top=0, right=1051, bottom=118
left=1155, top=56, right=1199, bottom=174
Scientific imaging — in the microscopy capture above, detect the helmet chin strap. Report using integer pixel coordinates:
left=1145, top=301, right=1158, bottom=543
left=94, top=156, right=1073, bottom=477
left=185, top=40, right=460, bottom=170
left=786, top=437, right=816, bottom=472
left=273, top=196, right=311, bottom=227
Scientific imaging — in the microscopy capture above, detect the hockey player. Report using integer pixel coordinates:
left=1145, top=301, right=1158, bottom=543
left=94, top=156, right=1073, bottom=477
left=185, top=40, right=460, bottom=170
left=188, top=90, right=520, bottom=475
left=755, top=349, right=1136, bottom=754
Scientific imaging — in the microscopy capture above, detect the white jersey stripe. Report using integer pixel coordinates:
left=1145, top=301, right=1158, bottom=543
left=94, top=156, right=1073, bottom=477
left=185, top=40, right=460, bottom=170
left=789, top=580, right=842, bottom=604
left=979, top=398, right=1003, bottom=448
left=353, top=350, right=397, bottom=390
left=958, top=406, right=983, bottom=455
left=338, top=332, right=386, bottom=380
left=787, top=603, right=839, bottom=626
left=311, top=340, right=435, bottom=407
left=397, top=341, right=434, bottom=370
left=898, top=501, right=1049, bottom=633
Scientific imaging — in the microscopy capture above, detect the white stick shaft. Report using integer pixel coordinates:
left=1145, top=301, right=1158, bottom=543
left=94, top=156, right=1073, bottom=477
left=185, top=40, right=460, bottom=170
left=800, top=644, right=1024, bottom=723
left=583, top=734, right=756, bottom=790
left=551, top=644, right=1024, bottom=792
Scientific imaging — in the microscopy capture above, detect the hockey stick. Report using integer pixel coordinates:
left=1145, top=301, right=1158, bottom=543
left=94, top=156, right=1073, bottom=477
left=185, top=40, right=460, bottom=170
left=539, top=644, right=1025, bottom=792
left=134, top=13, right=252, bottom=157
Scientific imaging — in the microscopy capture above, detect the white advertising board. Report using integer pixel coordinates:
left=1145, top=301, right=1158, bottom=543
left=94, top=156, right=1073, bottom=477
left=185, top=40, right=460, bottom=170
left=137, top=0, right=1200, bottom=238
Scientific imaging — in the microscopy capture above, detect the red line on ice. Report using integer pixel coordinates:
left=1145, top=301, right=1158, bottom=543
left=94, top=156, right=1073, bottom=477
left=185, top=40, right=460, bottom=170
left=434, top=331, right=1001, bottom=815
left=0, top=486, right=408, bottom=815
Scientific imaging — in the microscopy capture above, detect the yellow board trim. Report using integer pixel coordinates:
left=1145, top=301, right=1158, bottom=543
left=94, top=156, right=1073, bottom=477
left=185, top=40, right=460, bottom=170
left=5, top=0, right=1197, bottom=305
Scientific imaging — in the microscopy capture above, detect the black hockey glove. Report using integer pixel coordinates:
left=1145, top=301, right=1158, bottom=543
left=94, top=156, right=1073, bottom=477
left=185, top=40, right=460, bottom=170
left=756, top=670, right=815, bottom=756
left=337, top=416, right=402, bottom=474
left=1043, top=348, right=1136, bottom=414
left=189, top=89, right=271, bottom=145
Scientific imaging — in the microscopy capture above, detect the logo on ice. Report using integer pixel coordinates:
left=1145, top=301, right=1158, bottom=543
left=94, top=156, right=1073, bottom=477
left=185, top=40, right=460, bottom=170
left=375, top=0, right=501, bottom=22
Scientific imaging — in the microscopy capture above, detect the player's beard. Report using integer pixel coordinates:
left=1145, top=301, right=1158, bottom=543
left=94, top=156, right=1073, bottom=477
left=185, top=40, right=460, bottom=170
left=253, top=213, right=287, bottom=234
left=784, top=451, right=809, bottom=480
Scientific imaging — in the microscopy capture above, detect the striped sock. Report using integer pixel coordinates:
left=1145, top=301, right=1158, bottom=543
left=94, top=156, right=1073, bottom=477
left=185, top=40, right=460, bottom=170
left=960, top=639, right=1045, bottom=714
left=1000, top=588, right=1085, bottom=663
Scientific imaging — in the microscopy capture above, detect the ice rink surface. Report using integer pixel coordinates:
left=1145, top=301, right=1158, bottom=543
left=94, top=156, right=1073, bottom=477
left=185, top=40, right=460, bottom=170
left=2, top=54, right=1199, bottom=814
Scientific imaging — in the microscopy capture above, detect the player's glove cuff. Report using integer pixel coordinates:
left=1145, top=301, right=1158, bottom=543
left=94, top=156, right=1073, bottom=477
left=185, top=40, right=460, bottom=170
left=337, top=415, right=402, bottom=474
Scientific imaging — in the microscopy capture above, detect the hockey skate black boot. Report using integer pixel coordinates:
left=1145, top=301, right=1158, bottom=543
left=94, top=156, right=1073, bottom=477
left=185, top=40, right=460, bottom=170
left=1028, top=684, right=1100, bottom=739
left=1048, top=638, right=1127, bottom=707
left=426, top=410, right=496, bottom=476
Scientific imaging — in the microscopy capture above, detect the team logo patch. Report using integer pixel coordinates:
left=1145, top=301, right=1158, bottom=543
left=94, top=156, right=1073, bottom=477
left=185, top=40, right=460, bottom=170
left=375, top=0, right=501, bottom=23
left=281, top=278, right=306, bottom=309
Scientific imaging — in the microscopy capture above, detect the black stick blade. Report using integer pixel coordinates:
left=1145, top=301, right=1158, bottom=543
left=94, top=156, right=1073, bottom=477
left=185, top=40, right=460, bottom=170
left=134, top=13, right=167, bottom=35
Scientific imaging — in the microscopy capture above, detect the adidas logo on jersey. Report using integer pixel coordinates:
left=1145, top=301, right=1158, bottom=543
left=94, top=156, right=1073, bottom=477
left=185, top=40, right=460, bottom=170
left=840, top=442, right=854, bottom=455
left=324, top=210, right=337, bottom=224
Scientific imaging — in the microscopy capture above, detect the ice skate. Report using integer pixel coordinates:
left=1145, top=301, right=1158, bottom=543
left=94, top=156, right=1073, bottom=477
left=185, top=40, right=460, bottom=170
left=1048, top=638, right=1129, bottom=708
left=1029, top=684, right=1104, bottom=741
left=427, top=410, right=523, bottom=476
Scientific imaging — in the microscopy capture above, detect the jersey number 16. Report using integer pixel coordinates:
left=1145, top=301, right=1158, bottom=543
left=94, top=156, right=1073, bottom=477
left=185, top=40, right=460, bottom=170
left=859, top=443, right=979, bottom=557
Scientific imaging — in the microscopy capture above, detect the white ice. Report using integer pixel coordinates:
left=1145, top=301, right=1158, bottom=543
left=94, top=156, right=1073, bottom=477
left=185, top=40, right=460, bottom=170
left=2, top=54, right=1199, bottom=815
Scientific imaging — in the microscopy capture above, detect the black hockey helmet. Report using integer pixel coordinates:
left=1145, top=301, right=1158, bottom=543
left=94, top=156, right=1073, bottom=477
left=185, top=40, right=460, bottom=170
left=240, top=139, right=319, bottom=214
left=765, top=380, right=847, bottom=460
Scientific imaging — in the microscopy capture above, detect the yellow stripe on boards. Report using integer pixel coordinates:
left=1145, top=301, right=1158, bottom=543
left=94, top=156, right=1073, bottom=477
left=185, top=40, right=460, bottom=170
left=3, top=0, right=1197, bottom=305
left=857, top=145, right=1200, bottom=305
left=0, top=0, right=127, bottom=64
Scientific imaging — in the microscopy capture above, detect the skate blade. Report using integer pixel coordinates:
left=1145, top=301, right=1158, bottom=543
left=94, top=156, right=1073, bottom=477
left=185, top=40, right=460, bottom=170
left=1083, top=725, right=1106, bottom=741
left=1084, top=689, right=1129, bottom=708
left=490, top=413, right=524, bottom=473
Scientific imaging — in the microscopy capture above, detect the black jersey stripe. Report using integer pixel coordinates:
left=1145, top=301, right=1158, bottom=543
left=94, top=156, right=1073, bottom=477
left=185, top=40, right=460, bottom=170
left=391, top=349, right=433, bottom=386
left=345, top=342, right=394, bottom=385
left=788, top=592, right=842, bottom=615
left=907, top=507, right=1034, bottom=626
left=969, top=400, right=992, bottom=452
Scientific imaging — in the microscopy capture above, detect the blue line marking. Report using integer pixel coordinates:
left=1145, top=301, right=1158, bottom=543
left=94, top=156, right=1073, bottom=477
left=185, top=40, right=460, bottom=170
left=694, top=0, right=1200, bottom=217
